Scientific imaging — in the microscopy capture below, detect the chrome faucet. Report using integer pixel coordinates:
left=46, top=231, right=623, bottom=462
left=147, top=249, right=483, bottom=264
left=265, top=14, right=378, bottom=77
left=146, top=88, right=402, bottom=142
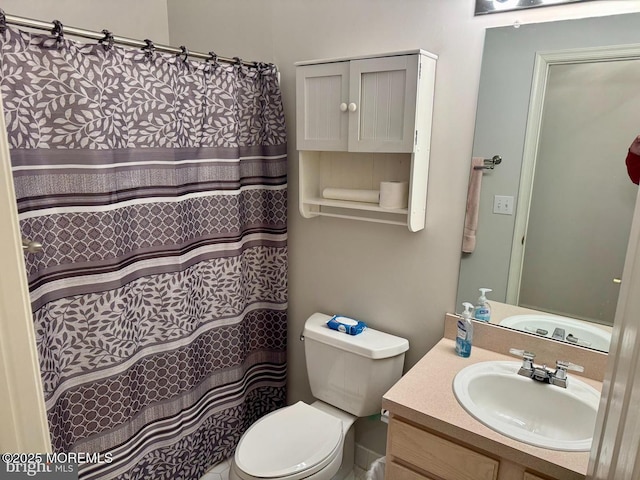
left=551, top=327, right=566, bottom=341
left=509, top=348, right=584, bottom=388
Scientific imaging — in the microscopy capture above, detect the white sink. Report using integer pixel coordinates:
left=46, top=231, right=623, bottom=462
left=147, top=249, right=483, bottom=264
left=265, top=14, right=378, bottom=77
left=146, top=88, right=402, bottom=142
left=453, top=361, right=600, bottom=451
left=499, top=314, right=611, bottom=352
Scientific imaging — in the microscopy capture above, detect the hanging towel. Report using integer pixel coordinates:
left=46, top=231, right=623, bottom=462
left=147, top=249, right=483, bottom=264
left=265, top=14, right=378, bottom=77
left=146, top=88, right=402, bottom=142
left=462, top=157, right=484, bottom=253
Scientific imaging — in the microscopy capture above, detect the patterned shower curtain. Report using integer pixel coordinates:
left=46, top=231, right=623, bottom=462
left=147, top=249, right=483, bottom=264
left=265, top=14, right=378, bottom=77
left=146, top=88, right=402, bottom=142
left=0, top=25, right=287, bottom=479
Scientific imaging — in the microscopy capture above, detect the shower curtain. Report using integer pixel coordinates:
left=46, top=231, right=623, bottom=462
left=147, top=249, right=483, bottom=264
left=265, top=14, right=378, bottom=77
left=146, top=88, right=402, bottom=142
left=0, top=25, right=287, bottom=479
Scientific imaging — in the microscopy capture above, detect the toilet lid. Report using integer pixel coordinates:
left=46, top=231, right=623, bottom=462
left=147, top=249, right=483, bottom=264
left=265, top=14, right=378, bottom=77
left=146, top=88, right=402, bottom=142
left=235, top=401, right=343, bottom=478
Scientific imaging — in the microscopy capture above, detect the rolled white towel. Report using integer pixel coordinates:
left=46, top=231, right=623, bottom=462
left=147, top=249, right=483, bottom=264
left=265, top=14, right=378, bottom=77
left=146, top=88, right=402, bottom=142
left=322, top=187, right=380, bottom=204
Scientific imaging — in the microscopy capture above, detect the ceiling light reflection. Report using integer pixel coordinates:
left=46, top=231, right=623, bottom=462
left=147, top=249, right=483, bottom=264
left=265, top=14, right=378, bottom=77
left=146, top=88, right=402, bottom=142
left=476, top=0, right=596, bottom=16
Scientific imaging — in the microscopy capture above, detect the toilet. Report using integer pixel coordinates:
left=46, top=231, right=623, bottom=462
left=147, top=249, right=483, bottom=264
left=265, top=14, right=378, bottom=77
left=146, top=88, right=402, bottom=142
left=230, top=312, right=409, bottom=480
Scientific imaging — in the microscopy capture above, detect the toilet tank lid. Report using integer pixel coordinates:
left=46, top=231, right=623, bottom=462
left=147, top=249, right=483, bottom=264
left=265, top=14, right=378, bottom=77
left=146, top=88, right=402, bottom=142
left=303, top=313, right=409, bottom=359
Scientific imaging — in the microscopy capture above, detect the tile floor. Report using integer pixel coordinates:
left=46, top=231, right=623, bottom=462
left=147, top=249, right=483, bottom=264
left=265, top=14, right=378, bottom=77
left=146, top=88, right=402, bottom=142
left=200, top=459, right=231, bottom=480
left=200, top=460, right=365, bottom=480
left=200, top=444, right=382, bottom=480
left=354, top=465, right=367, bottom=480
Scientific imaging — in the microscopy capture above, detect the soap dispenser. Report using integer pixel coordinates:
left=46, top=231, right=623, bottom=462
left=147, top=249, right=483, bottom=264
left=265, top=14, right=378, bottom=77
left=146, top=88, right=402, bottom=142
left=474, top=288, right=492, bottom=322
left=455, top=302, right=474, bottom=358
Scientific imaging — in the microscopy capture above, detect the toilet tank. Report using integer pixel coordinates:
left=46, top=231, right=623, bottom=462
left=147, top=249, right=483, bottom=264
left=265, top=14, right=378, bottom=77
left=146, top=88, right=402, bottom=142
left=302, top=313, right=409, bottom=417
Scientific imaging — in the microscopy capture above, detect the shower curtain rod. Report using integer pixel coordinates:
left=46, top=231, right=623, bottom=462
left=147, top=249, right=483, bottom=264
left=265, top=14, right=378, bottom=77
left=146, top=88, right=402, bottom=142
left=2, top=12, right=259, bottom=68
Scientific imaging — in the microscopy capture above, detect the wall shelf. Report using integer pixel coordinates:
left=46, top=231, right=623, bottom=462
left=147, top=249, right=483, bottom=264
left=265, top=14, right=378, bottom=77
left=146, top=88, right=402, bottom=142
left=304, top=197, right=409, bottom=214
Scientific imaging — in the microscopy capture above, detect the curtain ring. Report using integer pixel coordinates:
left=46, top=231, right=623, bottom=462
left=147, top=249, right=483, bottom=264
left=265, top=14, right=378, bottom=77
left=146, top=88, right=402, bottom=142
left=204, top=51, right=220, bottom=75
left=99, top=29, right=114, bottom=51
left=233, top=57, right=246, bottom=76
left=0, top=9, right=6, bottom=34
left=178, top=45, right=189, bottom=63
left=142, top=38, right=155, bottom=60
left=255, top=62, right=272, bottom=75
left=51, top=19, right=64, bottom=45
left=207, top=51, right=220, bottom=68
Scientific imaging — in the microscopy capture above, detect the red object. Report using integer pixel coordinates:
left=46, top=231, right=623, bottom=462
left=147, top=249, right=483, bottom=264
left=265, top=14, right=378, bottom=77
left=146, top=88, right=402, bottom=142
left=627, top=150, right=640, bottom=185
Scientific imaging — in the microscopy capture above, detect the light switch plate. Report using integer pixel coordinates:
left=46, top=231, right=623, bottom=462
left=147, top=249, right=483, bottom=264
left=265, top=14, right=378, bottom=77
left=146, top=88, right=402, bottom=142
left=493, top=195, right=514, bottom=215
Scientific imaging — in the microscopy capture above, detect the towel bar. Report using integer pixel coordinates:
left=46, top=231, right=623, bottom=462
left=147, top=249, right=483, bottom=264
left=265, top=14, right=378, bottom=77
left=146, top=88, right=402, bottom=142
left=474, top=155, right=502, bottom=170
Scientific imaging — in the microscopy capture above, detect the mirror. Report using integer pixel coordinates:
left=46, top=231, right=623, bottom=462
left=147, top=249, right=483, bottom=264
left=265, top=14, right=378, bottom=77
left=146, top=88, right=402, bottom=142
left=457, top=13, right=640, bottom=352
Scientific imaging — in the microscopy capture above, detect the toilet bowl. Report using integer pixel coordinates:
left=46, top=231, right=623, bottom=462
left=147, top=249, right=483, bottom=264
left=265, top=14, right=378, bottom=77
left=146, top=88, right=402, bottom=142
left=230, top=401, right=355, bottom=480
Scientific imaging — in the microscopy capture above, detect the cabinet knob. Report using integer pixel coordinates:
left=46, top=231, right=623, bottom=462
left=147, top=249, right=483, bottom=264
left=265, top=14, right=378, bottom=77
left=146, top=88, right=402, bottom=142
left=339, top=103, right=348, bottom=112
left=348, top=102, right=358, bottom=112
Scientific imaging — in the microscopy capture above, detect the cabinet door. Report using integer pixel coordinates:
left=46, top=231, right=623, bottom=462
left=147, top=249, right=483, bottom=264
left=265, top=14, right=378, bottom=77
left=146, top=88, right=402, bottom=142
left=388, top=418, right=499, bottom=480
left=296, top=61, right=350, bottom=151
left=523, top=473, right=551, bottom=480
left=348, top=55, right=419, bottom=153
left=387, top=460, right=437, bottom=480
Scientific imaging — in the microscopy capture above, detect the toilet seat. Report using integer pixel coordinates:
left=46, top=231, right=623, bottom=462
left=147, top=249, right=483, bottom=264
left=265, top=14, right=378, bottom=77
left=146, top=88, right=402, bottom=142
left=234, top=402, right=343, bottom=479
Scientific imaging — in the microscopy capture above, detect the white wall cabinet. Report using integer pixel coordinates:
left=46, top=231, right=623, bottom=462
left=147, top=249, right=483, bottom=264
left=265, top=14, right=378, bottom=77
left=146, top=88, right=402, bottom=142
left=297, top=55, right=420, bottom=153
left=295, top=50, right=437, bottom=231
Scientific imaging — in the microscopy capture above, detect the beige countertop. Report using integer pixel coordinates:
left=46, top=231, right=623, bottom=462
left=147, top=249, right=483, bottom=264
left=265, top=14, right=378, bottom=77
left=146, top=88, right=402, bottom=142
left=382, top=338, right=603, bottom=480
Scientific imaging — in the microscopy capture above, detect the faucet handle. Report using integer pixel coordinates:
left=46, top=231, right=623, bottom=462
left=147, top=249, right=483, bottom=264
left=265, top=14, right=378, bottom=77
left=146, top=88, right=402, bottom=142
left=509, top=348, right=536, bottom=372
left=509, top=348, right=535, bottom=360
left=552, top=327, right=566, bottom=341
left=556, top=360, right=584, bottom=372
left=554, top=360, right=584, bottom=381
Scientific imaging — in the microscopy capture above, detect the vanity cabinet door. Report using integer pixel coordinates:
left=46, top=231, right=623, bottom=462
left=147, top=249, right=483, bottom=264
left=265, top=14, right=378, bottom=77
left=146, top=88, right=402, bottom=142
left=523, top=473, right=551, bottom=480
left=387, top=460, right=437, bottom=480
left=387, top=417, right=499, bottom=480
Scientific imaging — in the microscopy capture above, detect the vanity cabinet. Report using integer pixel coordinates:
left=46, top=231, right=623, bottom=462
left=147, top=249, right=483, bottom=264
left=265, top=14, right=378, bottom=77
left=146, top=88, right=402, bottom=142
left=295, top=50, right=437, bottom=231
left=386, top=416, right=561, bottom=480
left=387, top=416, right=498, bottom=480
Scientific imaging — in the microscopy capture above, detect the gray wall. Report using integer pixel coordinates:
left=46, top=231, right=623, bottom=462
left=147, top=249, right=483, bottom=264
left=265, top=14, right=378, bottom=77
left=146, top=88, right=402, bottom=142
left=0, top=0, right=170, bottom=44
left=167, top=0, right=640, bottom=453
left=458, top=13, right=640, bottom=313
left=167, top=0, right=485, bottom=453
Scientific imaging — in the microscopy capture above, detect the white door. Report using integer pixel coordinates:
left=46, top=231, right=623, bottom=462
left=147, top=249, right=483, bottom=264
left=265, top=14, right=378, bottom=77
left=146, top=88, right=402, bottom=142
left=0, top=101, right=50, bottom=452
left=518, top=60, right=639, bottom=324
left=588, top=187, right=640, bottom=480
left=348, top=55, right=418, bottom=153
left=296, top=61, right=350, bottom=151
